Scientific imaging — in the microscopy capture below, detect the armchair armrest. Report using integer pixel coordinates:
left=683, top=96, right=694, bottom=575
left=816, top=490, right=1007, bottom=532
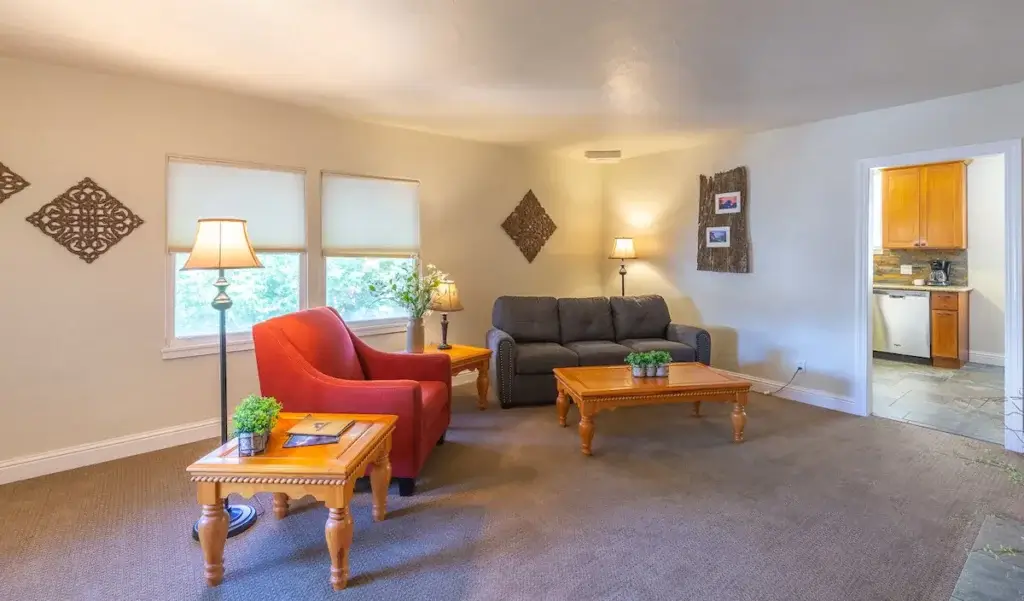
left=352, top=336, right=452, bottom=385
left=667, top=323, right=711, bottom=365
left=486, top=328, right=516, bottom=408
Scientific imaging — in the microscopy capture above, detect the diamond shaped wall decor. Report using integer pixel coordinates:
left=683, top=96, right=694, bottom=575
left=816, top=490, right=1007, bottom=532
left=0, top=161, right=30, bottom=204
left=501, top=189, right=557, bottom=263
left=26, top=177, right=144, bottom=264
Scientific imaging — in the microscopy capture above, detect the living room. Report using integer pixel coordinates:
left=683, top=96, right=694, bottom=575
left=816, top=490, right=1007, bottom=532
left=4, top=2, right=1024, bottom=600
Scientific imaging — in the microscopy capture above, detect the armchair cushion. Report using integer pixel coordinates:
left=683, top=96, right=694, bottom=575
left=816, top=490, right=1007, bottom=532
left=266, top=306, right=365, bottom=381
left=558, top=297, right=615, bottom=344
left=516, top=342, right=579, bottom=374
left=610, top=295, right=672, bottom=340
left=620, top=338, right=696, bottom=362
left=492, top=296, right=560, bottom=342
left=564, top=340, right=633, bottom=366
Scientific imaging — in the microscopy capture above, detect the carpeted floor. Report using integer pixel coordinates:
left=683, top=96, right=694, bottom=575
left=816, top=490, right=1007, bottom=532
left=2, top=385, right=1023, bottom=601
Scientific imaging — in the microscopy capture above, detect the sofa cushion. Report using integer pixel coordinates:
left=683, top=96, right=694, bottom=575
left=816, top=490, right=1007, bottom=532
left=564, top=341, right=633, bottom=367
left=620, top=338, right=697, bottom=362
left=492, top=296, right=560, bottom=342
left=557, top=297, right=615, bottom=344
left=610, top=295, right=671, bottom=340
left=516, top=343, right=579, bottom=374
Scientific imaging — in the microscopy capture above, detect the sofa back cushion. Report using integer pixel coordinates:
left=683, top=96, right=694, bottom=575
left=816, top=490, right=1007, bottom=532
left=492, top=296, right=560, bottom=342
left=557, top=297, right=614, bottom=343
left=610, top=295, right=671, bottom=340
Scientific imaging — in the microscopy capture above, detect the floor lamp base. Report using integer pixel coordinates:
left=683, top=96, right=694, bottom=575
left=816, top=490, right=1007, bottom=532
left=191, top=503, right=258, bottom=541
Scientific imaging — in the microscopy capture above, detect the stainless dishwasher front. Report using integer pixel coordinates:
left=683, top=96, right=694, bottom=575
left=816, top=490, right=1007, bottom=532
left=872, top=289, right=931, bottom=358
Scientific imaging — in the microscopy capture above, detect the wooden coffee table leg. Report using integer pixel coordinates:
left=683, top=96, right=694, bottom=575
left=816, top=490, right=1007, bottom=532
left=325, top=502, right=354, bottom=590
left=476, top=362, right=490, bottom=411
left=732, top=392, right=748, bottom=442
left=197, top=484, right=227, bottom=587
left=578, top=404, right=595, bottom=456
left=369, top=444, right=392, bottom=522
left=692, top=401, right=702, bottom=417
left=272, top=493, right=289, bottom=519
left=556, top=388, right=569, bottom=427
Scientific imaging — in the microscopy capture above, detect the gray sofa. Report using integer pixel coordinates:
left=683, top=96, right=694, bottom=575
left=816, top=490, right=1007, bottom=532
left=486, top=295, right=711, bottom=408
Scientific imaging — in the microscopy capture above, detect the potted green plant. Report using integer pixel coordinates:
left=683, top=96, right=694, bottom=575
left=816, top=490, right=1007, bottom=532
left=650, top=351, right=673, bottom=377
left=368, top=262, right=447, bottom=353
left=232, top=394, right=283, bottom=456
left=625, top=352, right=647, bottom=377
left=643, top=352, right=659, bottom=377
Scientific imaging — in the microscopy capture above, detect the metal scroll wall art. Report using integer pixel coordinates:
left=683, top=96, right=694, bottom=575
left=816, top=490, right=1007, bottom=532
left=502, top=189, right=557, bottom=263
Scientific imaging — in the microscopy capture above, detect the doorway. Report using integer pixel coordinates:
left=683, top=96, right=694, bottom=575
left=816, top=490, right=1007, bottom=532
left=854, top=140, right=1024, bottom=451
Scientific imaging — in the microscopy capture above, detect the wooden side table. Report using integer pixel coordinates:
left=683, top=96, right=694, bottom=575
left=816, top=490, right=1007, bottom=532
left=425, top=343, right=492, bottom=410
left=186, top=413, right=396, bottom=591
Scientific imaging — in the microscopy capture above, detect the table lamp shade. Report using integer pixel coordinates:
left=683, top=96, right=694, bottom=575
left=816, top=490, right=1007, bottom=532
left=181, top=218, right=263, bottom=270
left=609, top=237, right=637, bottom=259
left=430, top=280, right=464, bottom=312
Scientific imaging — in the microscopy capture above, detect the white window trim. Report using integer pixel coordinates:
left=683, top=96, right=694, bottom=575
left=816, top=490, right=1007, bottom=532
left=162, top=251, right=309, bottom=360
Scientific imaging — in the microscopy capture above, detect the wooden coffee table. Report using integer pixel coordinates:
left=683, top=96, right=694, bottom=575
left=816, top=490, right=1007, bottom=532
left=425, top=343, right=492, bottom=410
left=186, top=412, right=396, bottom=591
left=553, top=363, right=751, bottom=456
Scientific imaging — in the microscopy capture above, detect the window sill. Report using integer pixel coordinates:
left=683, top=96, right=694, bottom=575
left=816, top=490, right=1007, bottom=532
left=349, top=320, right=408, bottom=337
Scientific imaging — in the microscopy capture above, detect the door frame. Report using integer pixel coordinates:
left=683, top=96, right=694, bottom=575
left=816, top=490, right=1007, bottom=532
left=853, top=139, right=1024, bottom=452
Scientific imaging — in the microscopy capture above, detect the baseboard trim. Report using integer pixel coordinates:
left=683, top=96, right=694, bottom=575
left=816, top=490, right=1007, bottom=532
left=718, top=369, right=858, bottom=415
left=0, top=418, right=219, bottom=486
left=969, top=351, right=1005, bottom=366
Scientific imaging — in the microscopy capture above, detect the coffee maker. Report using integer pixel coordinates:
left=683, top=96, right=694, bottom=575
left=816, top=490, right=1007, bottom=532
left=929, top=260, right=951, bottom=286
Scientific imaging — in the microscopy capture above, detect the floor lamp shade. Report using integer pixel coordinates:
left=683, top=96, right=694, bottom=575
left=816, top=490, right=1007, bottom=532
left=181, top=218, right=263, bottom=271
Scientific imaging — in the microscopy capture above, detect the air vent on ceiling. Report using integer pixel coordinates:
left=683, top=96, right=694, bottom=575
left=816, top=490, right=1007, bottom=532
left=584, top=149, right=622, bottom=163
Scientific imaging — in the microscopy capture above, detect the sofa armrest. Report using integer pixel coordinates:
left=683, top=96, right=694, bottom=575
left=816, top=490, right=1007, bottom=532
left=486, top=328, right=516, bottom=408
left=667, top=323, right=711, bottom=365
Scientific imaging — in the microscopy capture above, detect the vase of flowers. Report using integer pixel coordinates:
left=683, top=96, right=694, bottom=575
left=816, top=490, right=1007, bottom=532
left=369, top=262, right=447, bottom=353
left=232, top=394, right=282, bottom=457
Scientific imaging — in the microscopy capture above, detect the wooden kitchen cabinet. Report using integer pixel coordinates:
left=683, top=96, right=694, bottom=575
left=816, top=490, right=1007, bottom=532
left=881, top=161, right=966, bottom=250
left=930, top=291, right=969, bottom=369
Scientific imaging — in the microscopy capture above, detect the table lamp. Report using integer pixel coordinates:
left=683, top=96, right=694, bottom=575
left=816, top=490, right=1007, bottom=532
left=182, top=218, right=263, bottom=540
left=609, top=237, right=637, bottom=296
left=429, top=280, right=463, bottom=350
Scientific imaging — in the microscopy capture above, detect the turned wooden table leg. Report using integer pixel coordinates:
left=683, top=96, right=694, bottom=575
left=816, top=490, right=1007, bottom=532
left=325, top=504, right=354, bottom=591
left=556, top=388, right=569, bottom=427
left=476, top=362, right=490, bottom=411
left=198, top=500, right=228, bottom=586
left=692, top=401, right=702, bottom=418
left=578, top=404, right=595, bottom=456
left=369, top=442, right=392, bottom=522
left=272, top=493, right=289, bottom=519
left=732, top=392, right=748, bottom=443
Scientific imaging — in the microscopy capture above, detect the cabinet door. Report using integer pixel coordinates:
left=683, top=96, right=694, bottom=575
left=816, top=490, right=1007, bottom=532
left=920, top=162, right=966, bottom=249
left=882, top=167, right=921, bottom=248
left=931, top=309, right=959, bottom=359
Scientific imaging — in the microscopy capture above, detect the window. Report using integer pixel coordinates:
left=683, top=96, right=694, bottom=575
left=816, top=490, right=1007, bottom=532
left=321, top=173, right=419, bottom=325
left=166, top=159, right=306, bottom=352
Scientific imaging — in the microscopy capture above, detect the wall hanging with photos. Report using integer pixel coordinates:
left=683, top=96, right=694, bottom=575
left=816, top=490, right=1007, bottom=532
left=697, top=166, right=750, bottom=273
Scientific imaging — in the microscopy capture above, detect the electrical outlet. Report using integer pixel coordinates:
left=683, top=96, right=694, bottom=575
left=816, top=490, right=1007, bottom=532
left=796, top=360, right=806, bottom=371
left=900, top=264, right=913, bottom=275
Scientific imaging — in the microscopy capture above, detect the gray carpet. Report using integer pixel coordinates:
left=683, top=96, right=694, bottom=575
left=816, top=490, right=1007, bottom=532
left=2, top=385, right=1024, bottom=601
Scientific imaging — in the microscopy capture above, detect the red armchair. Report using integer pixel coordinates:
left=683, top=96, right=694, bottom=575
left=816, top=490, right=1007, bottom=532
left=252, top=307, right=452, bottom=496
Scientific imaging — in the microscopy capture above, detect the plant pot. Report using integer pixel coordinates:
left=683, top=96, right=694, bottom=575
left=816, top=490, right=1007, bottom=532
left=406, top=317, right=425, bottom=353
left=645, top=365, right=657, bottom=377
left=238, top=432, right=269, bottom=457
left=655, top=364, right=668, bottom=377
left=631, top=366, right=645, bottom=378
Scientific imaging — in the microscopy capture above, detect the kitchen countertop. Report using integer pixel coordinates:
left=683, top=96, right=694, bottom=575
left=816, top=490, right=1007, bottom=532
left=873, top=282, right=973, bottom=293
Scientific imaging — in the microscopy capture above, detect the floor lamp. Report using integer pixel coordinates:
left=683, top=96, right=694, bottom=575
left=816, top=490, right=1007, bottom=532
left=183, top=218, right=263, bottom=540
left=609, top=237, right=637, bottom=296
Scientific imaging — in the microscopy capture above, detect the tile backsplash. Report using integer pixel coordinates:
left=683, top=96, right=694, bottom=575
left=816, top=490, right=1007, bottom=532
left=873, top=249, right=968, bottom=285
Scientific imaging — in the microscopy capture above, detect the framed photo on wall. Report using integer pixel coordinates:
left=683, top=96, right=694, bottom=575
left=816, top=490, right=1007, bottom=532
left=714, top=191, right=741, bottom=214
left=706, top=226, right=731, bottom=248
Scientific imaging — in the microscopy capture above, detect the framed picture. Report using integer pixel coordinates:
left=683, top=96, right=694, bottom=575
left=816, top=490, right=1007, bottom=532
left=706, top=226, right=731, bottom=248
left=714, top=191, right=741, bottom=214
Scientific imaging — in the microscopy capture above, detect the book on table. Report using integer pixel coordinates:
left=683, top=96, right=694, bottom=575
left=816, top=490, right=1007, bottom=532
left=282, top=415, right=355, bottom=448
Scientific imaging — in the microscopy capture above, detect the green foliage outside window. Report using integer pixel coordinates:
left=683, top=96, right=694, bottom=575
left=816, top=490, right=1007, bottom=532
left=326, top=256, right=416, bottom=322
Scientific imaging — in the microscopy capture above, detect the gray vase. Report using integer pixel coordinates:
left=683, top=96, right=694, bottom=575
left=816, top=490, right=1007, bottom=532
left=645, top=365, right=658, bottom=377
left=238, top=432, right=268, bottom=457
left=631, top=366, right=645, bottom=377
left=406, top=317, right=425, bottom=353
left=655, top=364, right=668, bottom=377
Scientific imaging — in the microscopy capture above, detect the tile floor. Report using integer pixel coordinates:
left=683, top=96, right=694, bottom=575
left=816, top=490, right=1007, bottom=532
left=872, top=357, right=1006, bottom=444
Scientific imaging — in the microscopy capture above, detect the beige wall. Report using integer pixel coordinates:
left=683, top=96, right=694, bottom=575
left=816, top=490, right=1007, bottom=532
left=602, top=81, right=1024, bottom=399
left=967, top=154, right=1007, bottom=361
left=0, top=57, right=603, bottom=462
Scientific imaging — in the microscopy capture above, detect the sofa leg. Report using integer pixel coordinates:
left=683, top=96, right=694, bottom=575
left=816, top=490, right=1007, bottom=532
left=436, top=432, right=446, bottom=446
left=397, top=478, right=416, bottom=497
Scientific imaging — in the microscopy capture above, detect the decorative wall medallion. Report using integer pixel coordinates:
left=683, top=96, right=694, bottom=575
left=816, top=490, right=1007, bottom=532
left=26, top=177, right=144, bottom=264
left=0, top=161, right=30, bottom=204
left=501, top=189, right=557, bottom=263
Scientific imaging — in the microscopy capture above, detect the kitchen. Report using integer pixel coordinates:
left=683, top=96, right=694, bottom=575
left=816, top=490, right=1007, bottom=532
left=870, top=155, right=1006, bottom=443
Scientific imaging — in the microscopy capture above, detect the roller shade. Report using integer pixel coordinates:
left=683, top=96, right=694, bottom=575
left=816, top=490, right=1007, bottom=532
left=322, top=173, right=419, bottom=255
left=167, top=159, right=306, bottom=252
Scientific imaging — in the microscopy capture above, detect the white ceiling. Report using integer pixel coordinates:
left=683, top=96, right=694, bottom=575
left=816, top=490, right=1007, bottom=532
left=2, top=0, right=1024, bottom=157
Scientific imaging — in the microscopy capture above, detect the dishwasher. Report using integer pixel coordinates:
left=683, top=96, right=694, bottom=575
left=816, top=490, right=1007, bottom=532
left=872, top=289, right=931, bottom=358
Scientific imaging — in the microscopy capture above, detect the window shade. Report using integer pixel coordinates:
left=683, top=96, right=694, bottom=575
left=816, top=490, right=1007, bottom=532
left=167, top=160, right=306, bottom=252
left=322, top=174, right=419, bottom=255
